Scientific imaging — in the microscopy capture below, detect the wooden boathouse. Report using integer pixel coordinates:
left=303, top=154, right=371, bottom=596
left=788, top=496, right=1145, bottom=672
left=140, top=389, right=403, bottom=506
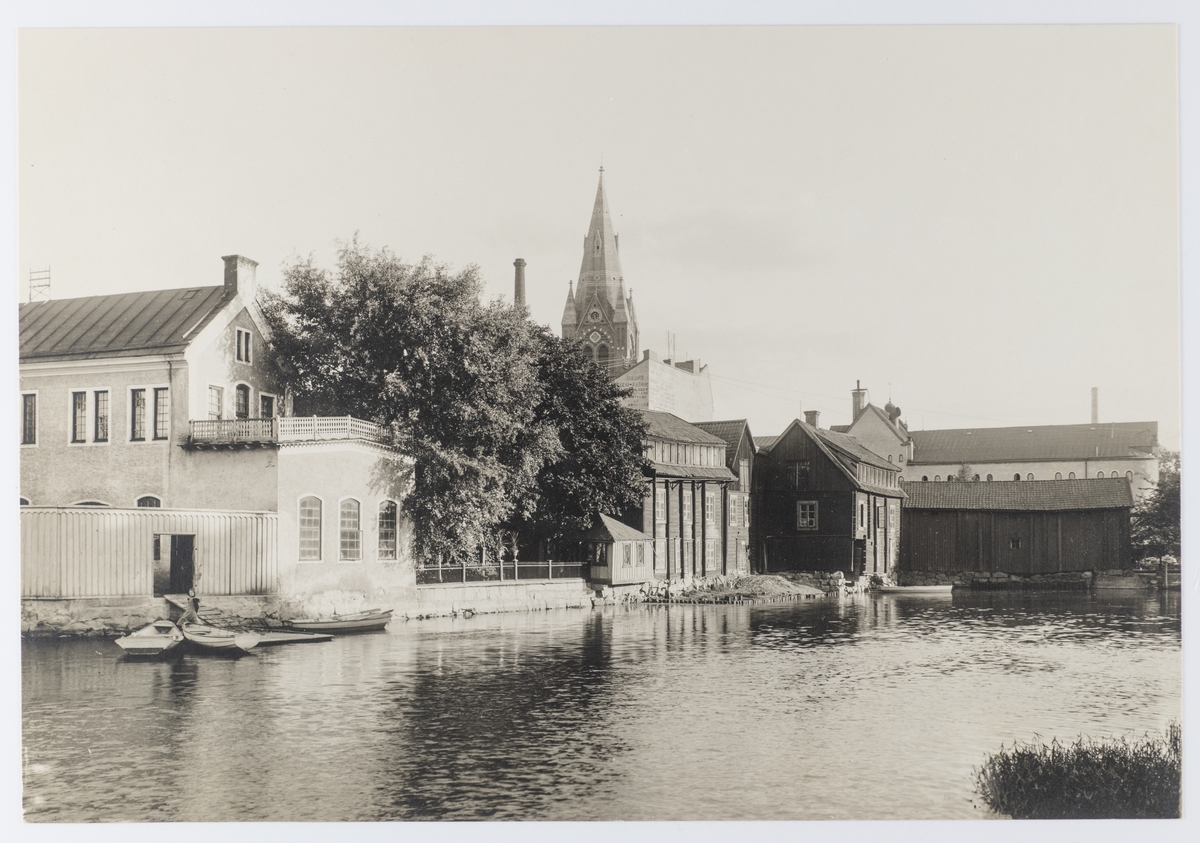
left=897, top=478, right=1133, bottom=576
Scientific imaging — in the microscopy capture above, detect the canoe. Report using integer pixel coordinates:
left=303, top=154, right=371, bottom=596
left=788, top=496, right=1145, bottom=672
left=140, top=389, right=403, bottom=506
left=180, top=622, right=261, bottom=653
left=286, top=608, right=393, bottom=632
left=877, top=585, right=954, bottom=595
left=115, top=620, right=185, bottom=657
left=255, top=630, right=334, bottom=646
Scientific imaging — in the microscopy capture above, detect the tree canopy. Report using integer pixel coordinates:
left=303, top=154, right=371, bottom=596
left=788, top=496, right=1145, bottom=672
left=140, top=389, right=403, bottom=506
left=260, top=239, right=648, bottom=564
left=1131, top=451, right=1180, bottom=560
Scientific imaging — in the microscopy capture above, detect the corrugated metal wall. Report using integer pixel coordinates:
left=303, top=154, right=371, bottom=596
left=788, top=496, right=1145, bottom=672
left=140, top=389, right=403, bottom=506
left=21, top=507, right=278, bottom=598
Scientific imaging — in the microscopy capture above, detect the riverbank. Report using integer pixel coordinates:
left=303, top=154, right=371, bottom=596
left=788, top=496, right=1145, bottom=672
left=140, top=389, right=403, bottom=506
left=643, top=574, right=827, bottom=604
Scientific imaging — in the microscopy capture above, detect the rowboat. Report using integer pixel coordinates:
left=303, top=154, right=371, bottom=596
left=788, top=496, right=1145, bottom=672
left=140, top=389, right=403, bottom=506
left=180, top=621, right=262, bottom=653
left=286, top=608, right=393, bottom=633
left=255, top=630, right=334, bottom=646
left=877, top=585, right=954, bottom=595
left=114, top=620, right=185, bottom=657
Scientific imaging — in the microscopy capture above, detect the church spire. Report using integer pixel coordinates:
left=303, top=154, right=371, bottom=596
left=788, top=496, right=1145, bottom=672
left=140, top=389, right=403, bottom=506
left=576, top=166, right=625, bottom=314
left=560, top=280, right=577, bottom=333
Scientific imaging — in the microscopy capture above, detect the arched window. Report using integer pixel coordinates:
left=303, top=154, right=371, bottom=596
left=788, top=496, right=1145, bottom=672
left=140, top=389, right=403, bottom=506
left=899, top=476, right=905, bottom=483
left=973, top=474, right=980, bottom=481
left=934, top=475, right=941, bottom=482
left=1111, top=471, right=1119, bottom=478
left=235, top=384, right=250, bottom=420
left=1069, top=472, right=1076, bottom=479
left=299, top=496, right=322, bottom=560
left=1055, top=472, right=1062, bottom=480
left=598, top=345, right=610, bottom=365
left=888, top=454, right=893, bottom=462
left=1096, top=471, right=1105, bottom=479
left=340, top=499, right=361, bottom=560
left=378, top=500, right=398, bottom=560
left=921, top=476, right=928, bottom=482
left=1027, top=473, right=1034, bottom=481
left=19, top=497, right=29, bottom=506
left=137, top=495, right=161, bottom=507
left=1126, top=471, right=1133, bottom=481
left=899, top=454, right=905, bottom=464
left=947, top=475, right=955, bottom=482
left=987, top=474, right=993, bottom=481
left=1014, top=474, right=1021, bottom=481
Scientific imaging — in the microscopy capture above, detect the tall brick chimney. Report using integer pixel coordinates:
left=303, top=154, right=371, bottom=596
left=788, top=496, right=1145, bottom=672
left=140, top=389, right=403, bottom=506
left=851, top=380, right=867, bottom=421
left=222, top=255, right=258, bottom=300
left=804, top=410, right=821, bottom=429
left=513, top=258, right=526, bottom=307
left=1091, top=387, right=1098, bottom=424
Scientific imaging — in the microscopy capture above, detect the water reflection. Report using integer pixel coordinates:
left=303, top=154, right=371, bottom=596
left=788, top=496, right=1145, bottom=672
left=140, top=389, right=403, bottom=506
left=23, top=591, right=1181, bottom=822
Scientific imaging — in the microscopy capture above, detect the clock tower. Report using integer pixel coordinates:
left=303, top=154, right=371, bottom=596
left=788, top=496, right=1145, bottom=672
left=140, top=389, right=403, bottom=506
left=561, top=168, right=639, bottom=372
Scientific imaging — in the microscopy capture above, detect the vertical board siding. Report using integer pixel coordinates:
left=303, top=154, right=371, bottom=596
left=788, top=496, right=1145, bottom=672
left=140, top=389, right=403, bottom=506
left=21, top=507, right=278, bottom=598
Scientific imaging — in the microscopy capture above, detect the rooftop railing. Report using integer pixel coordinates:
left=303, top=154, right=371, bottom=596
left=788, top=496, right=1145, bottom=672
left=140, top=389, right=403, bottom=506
left=188, top=416, right=392, bottom=446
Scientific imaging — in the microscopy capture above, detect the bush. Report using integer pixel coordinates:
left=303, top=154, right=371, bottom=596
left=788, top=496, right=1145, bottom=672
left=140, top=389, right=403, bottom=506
left=974, top=723, right=1180, bottom=819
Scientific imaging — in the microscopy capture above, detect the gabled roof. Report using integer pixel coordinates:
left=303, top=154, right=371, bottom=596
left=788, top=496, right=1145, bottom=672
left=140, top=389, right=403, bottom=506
left=754, top=435, right=780, bottom=452
left=773, top=419, right=905, bottom=498
left=693, top=419, right=756, bottom=464
left=584, top=513, right=652, bottom=542
left=812, top=426, right=897, bottom=472
left=20, top=286, right=231, bottom=362
left=850, top=404, right=910, bottom=443
left=901, top=478, right=1134, bottom=511
left=641, top=410, right=727, bottom=445
left=909, top=422, right=1158, bottom=464
left=653, top=463, right=737, bottom=481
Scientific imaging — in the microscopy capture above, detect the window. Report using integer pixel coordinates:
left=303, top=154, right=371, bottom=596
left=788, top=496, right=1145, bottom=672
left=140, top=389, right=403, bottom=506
left=791, top=461, right=811, bottom=490
left=1126, top=471, right=1133, bottom=481
left=1097, top=471, right=1105, bottom=479
left=131, top=389, right=146, bottom=440
left=153, top=388, right=169, bottom=439
left=21, top=393, right=36, bottom=445
left=859, top=502, right=865, bottom=528
left=340, top=499, right=361, bottom=560
left=888, top=454, right=894, bottom=462
left=973, top=474, right=980, bottom=481
left=235, top=384, right=250, bottom=419
left=1055, top=472, right=1063, bottom=480
left=1014, top=473, right=1022, bottom=481
left=299, top=497, right=322, bottom=560
left=378, top=500, right=398, bottom=560
left=74, top=501, right=109, bottom=506
left=260, top=394, right=275, bottom=419
left=208, top=386, right=223, bottom=421
left=1010, top=537, right=1022, bottom=549
left=137, top=495, right=161, bottom=507
left=1027, top=473, right=1034, bottom=481
left=947, top=475, right=956, bottom=482
left=94, top=390, right=109, bottom=442
left=796, top=501, right=818, bottom=530
left=934, top=475, right=941, bottom=482
left=20, top=497, right=29, bottom=506
left=739, top=458, right=749, bottom=491
left=986, top=474, right=993, bottom=481
left=899, top=454, right=905, bottom=464
left=655, top=492, right=666, bottom=523
left=1069, top=472, right=1076, bottom=479
left=1111, top=471, right=1119, bottom=479
left=623, top=543, right=632, bottom=567
left=922, top=475, right=929, bottom=482
left=742, top=497, right=749, bottom=527
left=682, top=490, right=692, bottom=525
left=705, top=490, right=716, bottom=522
left=706, top=539, right=716, bottom=565
left=71, top=391, right=86, bottom=443
left=236, top=328, right=253, bottom=363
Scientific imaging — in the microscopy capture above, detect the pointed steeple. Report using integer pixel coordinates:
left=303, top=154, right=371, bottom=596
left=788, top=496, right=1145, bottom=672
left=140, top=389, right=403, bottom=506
left=576, top=167, right=625, bottom=318
left=560, top=280, right=577, bottom=332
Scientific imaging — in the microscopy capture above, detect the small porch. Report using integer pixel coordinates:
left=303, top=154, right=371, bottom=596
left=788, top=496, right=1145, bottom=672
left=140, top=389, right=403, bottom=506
left=186, top=416, right=392, bottom=448
left=584, top=514, right=654, bottom=587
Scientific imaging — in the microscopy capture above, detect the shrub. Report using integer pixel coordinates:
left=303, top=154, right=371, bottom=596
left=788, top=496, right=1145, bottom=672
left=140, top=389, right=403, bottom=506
left=974, top=722, right=1180, bottom=819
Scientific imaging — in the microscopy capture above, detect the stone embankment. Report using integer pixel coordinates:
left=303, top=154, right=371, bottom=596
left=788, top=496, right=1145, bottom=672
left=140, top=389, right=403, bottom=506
left=640, top=574, right=828, bottom=604
left=897, top=565, right=1175, bottom=591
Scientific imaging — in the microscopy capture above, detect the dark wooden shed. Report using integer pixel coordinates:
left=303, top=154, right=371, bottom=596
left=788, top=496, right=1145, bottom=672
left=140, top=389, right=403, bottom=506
left=898, top=478, right=1133, bottom=575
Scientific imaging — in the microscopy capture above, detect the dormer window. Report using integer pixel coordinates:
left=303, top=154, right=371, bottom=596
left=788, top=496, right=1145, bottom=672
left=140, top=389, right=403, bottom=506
left=236, top=328, right=252, bottom=363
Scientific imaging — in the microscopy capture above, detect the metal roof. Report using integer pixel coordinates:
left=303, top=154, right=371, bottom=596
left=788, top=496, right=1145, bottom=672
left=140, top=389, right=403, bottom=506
left=583, top=513, right=652, bottom=542
left=19, top=286, right=230, bottom=362
left=901, top=478, right=1134, bottom=511
left=908, top=422, right=1158, bottom=464
left=640, top=410, right=728, bottom=445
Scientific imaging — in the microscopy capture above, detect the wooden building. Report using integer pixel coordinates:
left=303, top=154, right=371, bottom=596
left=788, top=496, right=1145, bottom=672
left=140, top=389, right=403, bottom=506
left=693, top=419, right=756, bottom=576
left=583, top=514, right=655, bottom=587
left=898, top=478, right=1133, bottom=575
left=625, top=410, right=737, bottom=582
left=754, top=419, right=904, bottom=576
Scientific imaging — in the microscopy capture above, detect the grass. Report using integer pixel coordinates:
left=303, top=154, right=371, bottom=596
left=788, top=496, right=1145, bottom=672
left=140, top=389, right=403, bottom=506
left=974, top=722, right=1181, bottom=819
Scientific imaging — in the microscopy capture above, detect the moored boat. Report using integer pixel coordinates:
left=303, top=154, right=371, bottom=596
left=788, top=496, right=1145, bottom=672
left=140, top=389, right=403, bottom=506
left=180, top=622, right=262, bottom=653
left=877, top=585, right=954, bottom=595
left=286, top=608, right=393, bottom=633
left=255, top=629, right=335, bottom=646
left=114, top=620, right=185, bottom=657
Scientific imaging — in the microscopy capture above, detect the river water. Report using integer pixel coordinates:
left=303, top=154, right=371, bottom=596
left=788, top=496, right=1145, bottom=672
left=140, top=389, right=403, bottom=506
left=22, top=590, right=1180, bottom=822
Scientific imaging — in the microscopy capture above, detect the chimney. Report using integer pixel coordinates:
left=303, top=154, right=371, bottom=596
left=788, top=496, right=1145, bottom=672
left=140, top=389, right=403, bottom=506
left=1091, top=387, right=1098, bottom=424
left=222, top=255, right=258, bottom=300
left=804, top=410, right=821, bottom=428
left=513, top=258, right=526, bottom=307
left=851, top=380, right=867, bottom=421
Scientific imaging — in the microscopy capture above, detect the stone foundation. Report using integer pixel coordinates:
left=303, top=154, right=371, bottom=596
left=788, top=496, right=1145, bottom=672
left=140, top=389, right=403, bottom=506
left=896, top=569, right=1165, bottom=591
left=412, top=578, right=594, bottom=618
left=21, top=594, right=282, bottom=637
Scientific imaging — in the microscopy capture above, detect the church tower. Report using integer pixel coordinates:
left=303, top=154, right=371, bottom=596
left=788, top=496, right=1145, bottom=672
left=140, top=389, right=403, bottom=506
left=561, top=168, right=640, bottom=371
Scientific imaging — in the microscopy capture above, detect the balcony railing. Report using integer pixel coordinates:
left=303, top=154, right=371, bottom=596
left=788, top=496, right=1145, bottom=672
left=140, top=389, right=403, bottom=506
left=188, top=416, right=392, bottom=446
left=415, top=560, right=587, bottom=585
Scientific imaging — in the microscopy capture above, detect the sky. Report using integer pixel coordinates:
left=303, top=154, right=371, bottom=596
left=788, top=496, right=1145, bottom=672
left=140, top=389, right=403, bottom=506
left=16, top=25, right=1183, bottom=448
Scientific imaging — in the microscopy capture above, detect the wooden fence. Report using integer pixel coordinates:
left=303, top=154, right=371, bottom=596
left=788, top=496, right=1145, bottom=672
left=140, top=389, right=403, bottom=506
left=21, top=507, right=278, bottom=599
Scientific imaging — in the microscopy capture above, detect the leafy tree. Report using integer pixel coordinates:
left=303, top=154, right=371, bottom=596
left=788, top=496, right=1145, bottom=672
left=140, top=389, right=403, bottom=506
left=1131, top=451, right=1180, bottom=560
left=954, top=463, right=975, bottom=482
left=261, top=238, right=648, bottom=565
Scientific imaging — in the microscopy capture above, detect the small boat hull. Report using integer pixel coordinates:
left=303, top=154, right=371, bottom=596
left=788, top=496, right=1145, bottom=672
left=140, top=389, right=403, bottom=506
left=287, top=609, right=392, bottom=633
left=115, top=620, right=185, bottom=657
left=877, top=585, right=954, bottom=595
left=180, top=622, right=261, bottom=653
left=255, top=630, right=335, bottom=646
